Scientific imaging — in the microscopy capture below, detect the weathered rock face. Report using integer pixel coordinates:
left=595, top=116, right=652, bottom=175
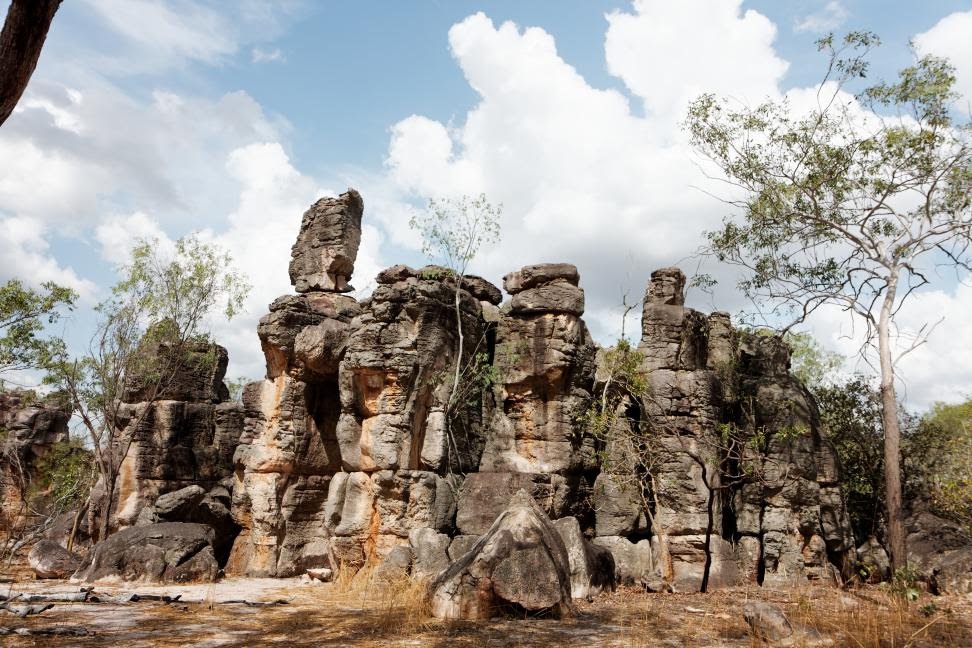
left=289, top=189, right=363, bottom=293
left=224, top=190, right=854, bottom=592
left=591, top=267, right=855, bottom=592
left=905, top=507, right=972, bottom=593
left=102, top=393, right=242, bottom=534
left=430, top=490, right=574, bottom=619
left=75, top=522, right=219, bottom=583
left=28, top=539, right=82, bottom=579
left=0, top=391, right=70, bottom=535
left=229, top=192, right=498, bottom=576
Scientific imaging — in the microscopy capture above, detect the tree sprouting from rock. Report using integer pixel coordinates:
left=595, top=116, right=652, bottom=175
left=44, top=234, right=250, bottom=541
left=409, top=194, right=501, bottom=470
left=685, top=31, right=972, bottom=570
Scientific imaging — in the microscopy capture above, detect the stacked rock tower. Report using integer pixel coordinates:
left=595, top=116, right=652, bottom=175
left=226, top=189, right=856, bottom=590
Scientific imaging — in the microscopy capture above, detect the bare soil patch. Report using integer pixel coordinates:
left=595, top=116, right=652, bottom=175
left=1, top=577, right=969, bottom=647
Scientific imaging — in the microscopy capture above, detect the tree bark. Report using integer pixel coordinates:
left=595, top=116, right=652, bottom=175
left=878, top=274, right=907, bottom=570
left=0, top=0, right=62, bottom=126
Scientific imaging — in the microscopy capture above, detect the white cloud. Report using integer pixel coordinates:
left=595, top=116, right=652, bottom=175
left=80, top=0, right=239, bottom=69
left=252, top=47, right=285, bottom=64
left=914, top=11, right=972, bottom=106
left=605, top=0, right=788, bottom=119
left=385, top=7, right=780, bottom=341
left=95, top=211, right=175, bottom=265
left=381, top=4, right=972, bottom=410
left=0, top=216, right=96, bottom=299
left=794, top=1, right=848, bottom=34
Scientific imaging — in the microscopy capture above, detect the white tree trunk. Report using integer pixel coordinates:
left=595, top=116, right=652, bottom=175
left=877, top=271, right=906, bottom=570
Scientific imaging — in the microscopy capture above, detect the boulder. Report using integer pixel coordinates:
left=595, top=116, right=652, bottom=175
left=75, top=522, right=219, bottom=583
left=409, top=528, right=450, bottom=579
left=151, top=485, right=206, bottom=520
left=373, top=545, right=412, bottom=581
left=592, top=536, right=653, bottom=586
left=503, top=263, right=579, bottom=294
left=430, top=490, right=574, bottom=619
left=856, top=536, right=890, bottom=582
left=553, top=516, right=615, bottom=599
left=289, top=189, right=363, bottom=293
left=509, top=281, right=585, bottom=316
left=743, top=602, right=793, bottom=643
left=743, top=602, right=834, bottom=647
left=28, top=540, right=82, bottom=579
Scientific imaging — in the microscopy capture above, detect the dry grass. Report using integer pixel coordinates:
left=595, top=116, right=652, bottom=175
left=1, top=577, right=969, bottom=647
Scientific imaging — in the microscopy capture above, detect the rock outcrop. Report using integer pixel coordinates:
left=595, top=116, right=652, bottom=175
left=94, top=335, right=243, bottom=537
left=75, top=522, right=219, bottom=583
left=0, top=391, right=71, bottom=536
left=228, top=191, right=499, bottom=577
left=221, top=190, right=855, bottom=593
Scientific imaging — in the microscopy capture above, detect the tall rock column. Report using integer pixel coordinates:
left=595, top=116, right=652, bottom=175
left=459, top=264, right=598, bottom=537
left=228, top=190, right=363, bottom=576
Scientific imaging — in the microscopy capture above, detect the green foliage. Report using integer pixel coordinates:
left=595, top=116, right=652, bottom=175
left=0, top=279, right=76, bottom=376
left=906, top=399, right=972, bottom=534
left=42, top=234, right=250, bottom=537
left=786, top=331, right=844, bottom=390
left=582, top=339, right=648, bottom=457
left=816, top=376, right=885, bottom=539
left=888, top=563, right=923, bottom=601
left=686, top=33, right=972, bottom=329
left=30, top=439, right=94, bottom=510
left=408, top=194, right=502, bottom=279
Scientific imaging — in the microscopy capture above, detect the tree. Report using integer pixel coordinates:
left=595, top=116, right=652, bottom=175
left=0, top=279, right=76, bottom=379
left=0, top=0, right=62, bottom=126
left=45, top=235, right=249, bottom=540
left=686, top=32, right=972, bottom=569
left=409, top=194, right=501, bottom=470
left=907, top=399, right=972, bottom=534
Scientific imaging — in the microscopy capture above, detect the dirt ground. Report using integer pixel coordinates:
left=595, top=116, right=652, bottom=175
left=1, top=575, right=970, bottom=647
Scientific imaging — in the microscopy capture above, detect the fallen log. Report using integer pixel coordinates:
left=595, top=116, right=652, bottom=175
left=0, top=625, right=90, bottom=636
left=0, top=591, right=89, bottom=603
left=0, top=602, right=53, bottom=617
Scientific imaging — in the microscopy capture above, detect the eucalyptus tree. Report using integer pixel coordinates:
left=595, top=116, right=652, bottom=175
left=685, top=32, right=972, bottom=568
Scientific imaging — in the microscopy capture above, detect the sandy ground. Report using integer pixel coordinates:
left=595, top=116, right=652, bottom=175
left=1, top=576, right=970, bottom=647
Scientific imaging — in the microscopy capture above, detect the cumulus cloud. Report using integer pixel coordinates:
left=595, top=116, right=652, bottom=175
left=385, top=6, right=783, bottom=344
left=0, top=216, right=96, bottom=299
left=381, top=3, right=972, bottom=409
left=605, top=0, right=788, bottom=119
left=914, top=10, right=972, bottom=105
left=794, top=1, right=848, bottom=34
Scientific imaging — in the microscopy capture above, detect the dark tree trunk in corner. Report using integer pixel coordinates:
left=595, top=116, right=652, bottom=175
left=0, top=0, right=62, bottom=126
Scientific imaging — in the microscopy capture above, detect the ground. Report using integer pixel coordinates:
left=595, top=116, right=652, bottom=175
left=1, top=574, right=970, bottom=647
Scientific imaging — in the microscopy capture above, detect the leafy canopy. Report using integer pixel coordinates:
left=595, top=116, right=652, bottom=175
left=0, top=280, right=76, bottom=377
left=409, top=193, right=502, bottom=278
left=686, top=31, right=972, bottom=333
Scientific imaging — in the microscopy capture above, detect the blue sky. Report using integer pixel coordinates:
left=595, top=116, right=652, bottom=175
left=2, top=0, right=971, bottom=407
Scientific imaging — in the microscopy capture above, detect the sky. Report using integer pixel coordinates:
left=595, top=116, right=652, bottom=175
left=2, top=0, right=971, bottom=409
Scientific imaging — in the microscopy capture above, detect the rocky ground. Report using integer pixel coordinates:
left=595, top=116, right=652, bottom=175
left=1, top=575, right=969, bottom=647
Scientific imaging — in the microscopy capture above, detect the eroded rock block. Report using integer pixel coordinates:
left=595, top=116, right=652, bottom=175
left=290, top=189, right=363, bottom=293
left=76, top=522, right=219, bottom=583
left=430, top=490, right=573, bottom=619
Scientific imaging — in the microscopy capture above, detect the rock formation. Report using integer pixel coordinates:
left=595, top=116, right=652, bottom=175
left=223, top=188, right=855, bottom=595
left=93, top=336, right=243, bottom=539
left=0, top=390, right=70, bottom=537
left=430, top=490, right=574, bottom=619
